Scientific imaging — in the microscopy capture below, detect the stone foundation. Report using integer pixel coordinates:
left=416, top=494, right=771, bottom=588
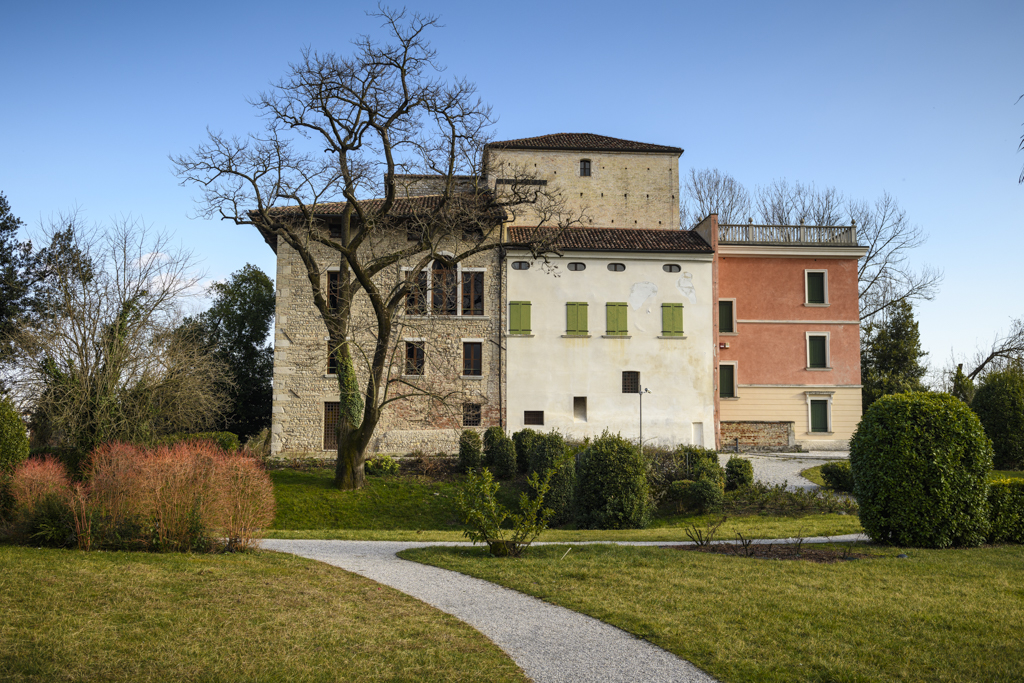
left=720, top=421, right=795, bottom=452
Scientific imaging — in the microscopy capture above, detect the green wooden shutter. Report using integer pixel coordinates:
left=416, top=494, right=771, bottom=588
left=662, top=303, right=683, bottom=336
left=606, top=302, right=627, bottom=335
left=720, top=364, right=735, bottom=398
left=808, top=335, right=827, bottom=368
left=807, top=272, right=825, bottom=304
left=566, top=302, right=588, bottom=336
left=509, top=301, right=531, bottom=334
left=810, top=400, right=829, bottom=432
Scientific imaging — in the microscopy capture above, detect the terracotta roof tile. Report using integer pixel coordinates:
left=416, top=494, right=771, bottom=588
left=506, top=226, right=711, bottom=253
left=486, top=133, right=682, bottom=155
left=264, top=193, right=491, bottom=217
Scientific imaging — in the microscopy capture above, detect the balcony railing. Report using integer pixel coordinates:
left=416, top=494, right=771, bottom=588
left=718, top=221, right=858, bottom=246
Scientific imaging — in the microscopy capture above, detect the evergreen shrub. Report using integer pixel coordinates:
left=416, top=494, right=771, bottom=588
left=482, top=426, right=505, bottom=466
left=971, top=366, right=1024, bottom=470
left=683, top=479, right=724, bottom=513
left=0, top=396, right=29, bottom=477
left=529, top=432, right=574, bottom=525
left=820, top=460, right=854, bottom=492
left=988, top=479, right=1024, bottom=544
left=850, top=392, right=992, bottom=548
left=490, top=434, right=517, bottom=480
left=647, top=444, right=722, bottom=500
left=364, top=454, right=399, bottom=477
left=458, top=430, right=483, bottom=472
left=725, top=456, right=754, bottom=491
left=575, top=431, right=651, bottom=529
left=512, top=428, right=537, bottom=474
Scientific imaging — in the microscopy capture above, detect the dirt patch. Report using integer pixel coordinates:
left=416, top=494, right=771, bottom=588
left=663, top=542, right=871, bottom=564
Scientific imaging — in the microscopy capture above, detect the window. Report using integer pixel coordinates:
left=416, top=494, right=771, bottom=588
left=806, top=271, right=827, bottom=305
left=567, top=262, right=586, bottom=271
left=807, top=334, right=829, bottom=369
left=810, top=400, right=829, bottom=433
left=663, top=264, right=681, bottom=273
left=574, top=397, right=587, bottom=422
left=406, top=224, right=422, bottom=242
left=324, top=402, right=340, bottom=450
left=524, top=410, right=544, bottom=426
left=720, top=364, right=736, bottom=398
left=719, top=300, right=735, bottom=334
left=607, top=263, right=626, bottom=272
left=405, top=341, right=425, bottom=375
left=606, top=302, right=628, bottom=336
left=432, top=260, right=457, bottom=315
left=463, top=342, right=482, bottom=376
left=661, top=303, right=683, bottom=336
left=511, top=261, right=530, bottom=270
left=463, top=403, right=482, bottom=427
left=462, top=271, right=484, bottom=316
left=327, top=342, right=339, bottom=375
left=566, top=302, right=588, bottom=336
left=509, top=301, right=531, bottom=334
left=580, top=159, right=591, bottom=177
left=328, top=271, right=341, bottom=312
left=405, top=270, right=428, bottom=315
left=622, top=371, right=640, bottom=394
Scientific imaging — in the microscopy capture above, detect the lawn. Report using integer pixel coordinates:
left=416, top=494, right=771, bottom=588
left=0, top=546, right=526, bottom=683
left=403, top=543, right=1024, bottom=683
left=801, top=464, right=1024, bottom=488
left=267, top=468, right=864, bottom=541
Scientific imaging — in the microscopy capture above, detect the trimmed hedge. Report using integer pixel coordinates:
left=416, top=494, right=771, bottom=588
left=458, top=430, right=483, bottom=472
left=850, top=392, right=993, bottom=548
left=528, top=432, right=574, bottom=525
left=575, top=431, right=651, bottom=529
left=989, top=479, right=1024, bottom=544
left=971, top=366, right=1024, bottom=470
left=820, top=460, right=854, bottom=492
left=482, top=426, right=505, bottom=467
left=512, top=429, right=537, bottom=474
left=490, top=434, right=517, bottom=480
left=725, top=457, right=754, bottom=491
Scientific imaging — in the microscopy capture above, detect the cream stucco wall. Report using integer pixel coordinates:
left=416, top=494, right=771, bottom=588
left=486, top=149, right=680, bottom=229
left=719, top=385, right=861, bottom=449
left=505, top=250, right=714, bottom=447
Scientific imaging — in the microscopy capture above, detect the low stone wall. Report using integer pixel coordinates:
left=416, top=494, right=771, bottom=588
left=720, top=421, right=795, bottom=452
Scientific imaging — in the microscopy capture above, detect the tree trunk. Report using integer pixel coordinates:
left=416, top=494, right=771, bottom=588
left=335, top=432, right=365, bottom=490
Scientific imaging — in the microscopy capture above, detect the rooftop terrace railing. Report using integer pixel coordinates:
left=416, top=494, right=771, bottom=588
left=718, top=220, right=858, bottom=246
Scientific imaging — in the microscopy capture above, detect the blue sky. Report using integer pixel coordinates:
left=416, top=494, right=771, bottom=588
left=2, top=0, right=1021, bottom=376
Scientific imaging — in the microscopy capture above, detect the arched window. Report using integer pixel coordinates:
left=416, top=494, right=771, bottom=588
left=607, top=263, right=626, bottom=272
left=663, top=264, right=681, bottom=273
left=432, top=260, right=457, bottom=315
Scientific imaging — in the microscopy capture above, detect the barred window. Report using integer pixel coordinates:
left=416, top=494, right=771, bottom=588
left=324, top=402, right=340, bottom=450
left=524, top=410, right=544, bottom=426
left=622, top=371, right=640, bottom=394
left=463, top=403, right=482, bottom=427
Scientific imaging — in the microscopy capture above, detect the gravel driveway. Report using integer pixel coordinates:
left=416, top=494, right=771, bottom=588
left=719, top=451, right=848, bottom=491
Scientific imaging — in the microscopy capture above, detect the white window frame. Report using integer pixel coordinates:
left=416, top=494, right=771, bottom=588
left=804, top=269, right=829, bottom=307
left=805, top=391, right=834, bottom=435
left=719, top=298, right=737, bottom=335
left=461, top=337, right=485, bottom=379
left=400, top=254, right=485, bottom=318
left=719, top=361, right=738, bottom=399
left=805, top=332, right=831, bottom=370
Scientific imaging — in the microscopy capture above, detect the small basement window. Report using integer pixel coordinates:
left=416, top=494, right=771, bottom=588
left=463, top=403, right=482, bottom=427
left=622, top=371, right=639, bottom=394
left=524, top=410, right=544, bottom=426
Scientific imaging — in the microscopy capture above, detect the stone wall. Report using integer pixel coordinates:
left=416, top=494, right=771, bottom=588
left=720, top=421, right=795, bottom=452
left=484, top=148, right=680, bottom=229
left=271, top=232, right=505, bottom=458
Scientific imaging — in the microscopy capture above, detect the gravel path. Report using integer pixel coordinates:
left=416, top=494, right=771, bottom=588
left=719, top=451, right=848, bottom=491
left=262, top=539, right=716, bottom=683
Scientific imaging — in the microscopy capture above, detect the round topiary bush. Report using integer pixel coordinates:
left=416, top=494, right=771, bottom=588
left=725, top=456, right=754, bottom=491
left=820, top=460, right=854, bottom=492
left=0, top=397, right=29, bottom=477
left=850, top=392, right=993, bottom=548
left=971, top=366, right=1024, bottom=470
left=458, top=430, right=483, bottom=472
left=490, top=434, right=517, bottom=480
left=683, top=479, right=724, bottom=513
left=575, top=431, right=651, bottom=530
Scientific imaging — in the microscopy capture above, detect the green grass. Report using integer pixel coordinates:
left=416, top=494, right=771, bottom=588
left=0, top=546, right=526, bottom=682
left=268, top=469, right=863, bottom=541
left=802, top=464, right=1024, bottom=488
left=403, top=543, right=1024, bottom=683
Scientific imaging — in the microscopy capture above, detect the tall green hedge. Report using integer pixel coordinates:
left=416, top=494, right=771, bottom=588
left=458, top=430, right=483, bottom=472
left=575, top=431, right=651, bottom=530
left=512, top=429, right=537, bottom=474
left=850, top=392, right=992, bottom=548
left=971, top=366, right=1024, bottom=470
left=528, top=431, right=574, bottom=525
left=0, top=397, right=28, bottom=476
left=988, top=479, right=1024, bottom=544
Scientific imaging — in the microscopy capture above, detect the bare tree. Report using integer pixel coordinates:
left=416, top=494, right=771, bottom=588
left=9, top=213, right=229, bottom=453
left=172, top=6, right=581, bottom=489
left=938, top=317, right=1024, bottom=401
left=679, top=168, right=752, bottom=227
